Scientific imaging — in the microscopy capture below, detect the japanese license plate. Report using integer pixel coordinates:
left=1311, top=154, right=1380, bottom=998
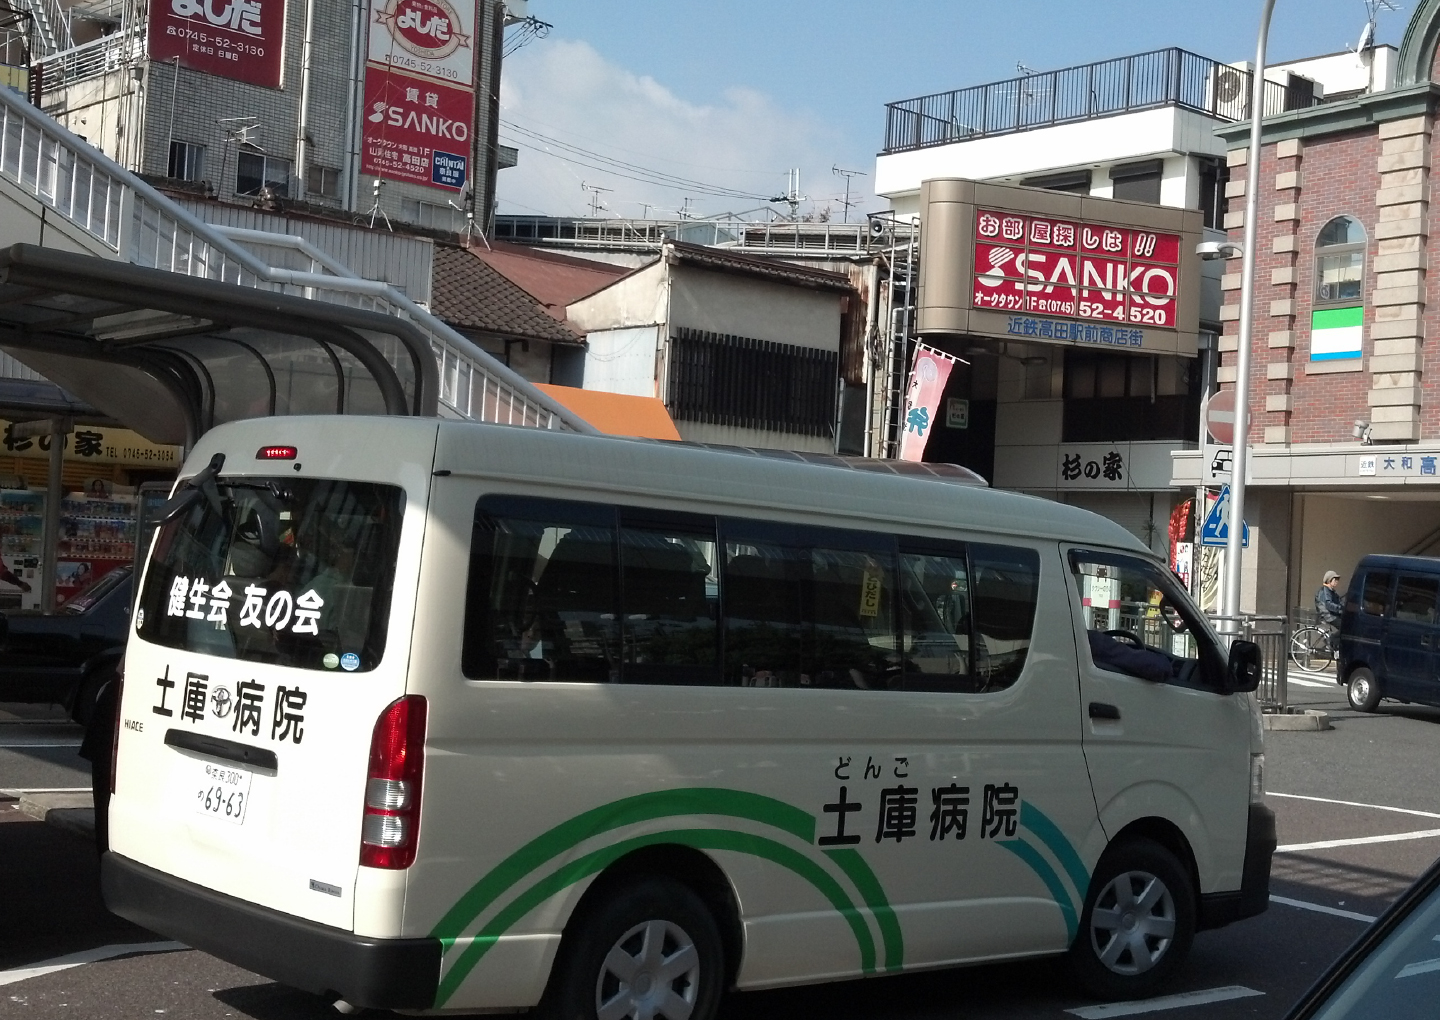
left=192, top=759, right=252, bottom=825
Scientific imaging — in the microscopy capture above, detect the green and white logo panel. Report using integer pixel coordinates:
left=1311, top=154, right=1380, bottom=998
left=1310, top=306, right=1363, bottom=362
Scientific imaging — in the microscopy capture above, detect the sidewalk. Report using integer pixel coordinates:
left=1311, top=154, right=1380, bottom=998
left=6, top=789, right=96, bottom=841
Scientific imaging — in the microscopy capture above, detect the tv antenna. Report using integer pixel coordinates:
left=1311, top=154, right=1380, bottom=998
left=1356, top=0, right=1400, bottom=52
left=447, top=197, right=486, bottom=248
left=832, top=165, right=868, bottom=224
left=581, top=181, right=612, bottom=217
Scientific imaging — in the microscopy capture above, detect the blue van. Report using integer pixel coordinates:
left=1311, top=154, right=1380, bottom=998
left=1338, top=555, right=1440, bottom=712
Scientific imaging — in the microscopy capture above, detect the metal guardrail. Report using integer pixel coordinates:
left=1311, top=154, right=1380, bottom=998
left=1211, top=613, right=1289, bottom=711
left=0, top=84, right=593, bottom=433
left=882, top=47, right=1323, bottom=155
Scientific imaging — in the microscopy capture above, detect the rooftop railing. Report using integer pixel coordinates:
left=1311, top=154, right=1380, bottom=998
left=493, top=215, right=917, bottom=256
left=882, top=48, right=1322, bottom=155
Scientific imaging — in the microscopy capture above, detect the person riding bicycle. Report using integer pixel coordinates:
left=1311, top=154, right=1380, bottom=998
left=1315, top=570, right=1343, bottom=633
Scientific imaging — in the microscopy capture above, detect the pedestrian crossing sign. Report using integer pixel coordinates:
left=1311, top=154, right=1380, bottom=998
left=1200, top=485, right=1250, bottom=548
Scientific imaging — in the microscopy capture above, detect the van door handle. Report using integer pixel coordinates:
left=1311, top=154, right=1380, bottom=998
left=1088, top=702, right=1121, bottom=721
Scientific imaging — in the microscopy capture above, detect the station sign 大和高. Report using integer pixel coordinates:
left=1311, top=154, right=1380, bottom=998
left=148, top=0, right=285, bottom=89
left=916, top=179, right=1202, bottom=358
left=361, top=0, right=477, bottom=192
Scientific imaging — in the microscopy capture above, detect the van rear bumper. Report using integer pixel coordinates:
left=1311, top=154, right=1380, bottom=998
left=1197, top=803, right=1277, bottom=931
left=101, top=852, right=440, bottom=1010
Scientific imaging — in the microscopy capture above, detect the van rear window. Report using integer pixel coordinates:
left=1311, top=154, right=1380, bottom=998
left=135, top=478, right=405, bottom=672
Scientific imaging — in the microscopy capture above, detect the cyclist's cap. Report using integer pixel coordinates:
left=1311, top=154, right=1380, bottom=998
left=1324, top=570, right=1341, bottom=582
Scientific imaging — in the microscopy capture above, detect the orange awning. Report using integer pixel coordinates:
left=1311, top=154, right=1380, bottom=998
left=534, top=384, right=682, bottom=441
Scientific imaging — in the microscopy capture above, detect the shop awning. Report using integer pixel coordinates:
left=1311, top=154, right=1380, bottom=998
left=534, top=384, right=682, bottom=441
left=0, top=244, right=441, bottom=447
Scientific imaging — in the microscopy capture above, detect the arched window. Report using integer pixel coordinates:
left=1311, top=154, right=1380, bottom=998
left=1315, top=216, right=1367, bottom=306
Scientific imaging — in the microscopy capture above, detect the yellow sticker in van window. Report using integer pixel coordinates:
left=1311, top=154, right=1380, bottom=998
left=859, top=567, right=883, bottom=618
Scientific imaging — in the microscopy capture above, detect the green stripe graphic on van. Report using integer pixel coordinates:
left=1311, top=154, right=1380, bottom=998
left=434, top=827, right=877, bottom=1007
left=824, top=848, right=904, bottom=973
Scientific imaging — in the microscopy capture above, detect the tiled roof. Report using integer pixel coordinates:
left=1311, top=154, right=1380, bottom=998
left=471, top=242, right=631, bottom=320
left=664, top=240, right=853, bottom=292
left=430, top=245, right=582, bottom=345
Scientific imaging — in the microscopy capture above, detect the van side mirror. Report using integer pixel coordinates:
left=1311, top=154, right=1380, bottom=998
left=1227, top=640, right=1262, bottom=693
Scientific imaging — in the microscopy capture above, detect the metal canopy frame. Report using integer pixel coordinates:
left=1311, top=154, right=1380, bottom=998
left=0, top=244, right=440, bottom=447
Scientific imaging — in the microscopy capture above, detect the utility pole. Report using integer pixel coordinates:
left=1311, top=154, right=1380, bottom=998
left=832, top=164, right=867, bottom=224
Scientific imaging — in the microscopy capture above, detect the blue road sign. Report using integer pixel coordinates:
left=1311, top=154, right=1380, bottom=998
left=1200, top=484, right=1250, bottom=548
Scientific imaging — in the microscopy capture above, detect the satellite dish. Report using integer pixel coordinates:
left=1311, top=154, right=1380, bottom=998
left=1216, top=69, right=1245, bottom=103
left=1357, top=20, right=1375, bottom=52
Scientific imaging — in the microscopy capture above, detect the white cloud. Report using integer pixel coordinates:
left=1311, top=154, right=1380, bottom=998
left=496, top=39, right=870, bottom=221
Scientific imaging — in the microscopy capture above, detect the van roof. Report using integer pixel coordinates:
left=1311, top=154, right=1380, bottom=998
left=433, top=420, right=1149, bottom=553
left=1354, top=554, right=1440, bottom=572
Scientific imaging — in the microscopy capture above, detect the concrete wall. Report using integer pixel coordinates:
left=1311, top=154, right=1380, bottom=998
left=566, top=262, right=667, bottom=333
left=668, top=265, right=841, bottom=351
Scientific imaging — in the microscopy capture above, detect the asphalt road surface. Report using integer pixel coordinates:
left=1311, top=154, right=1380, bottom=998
left=3, top=678, right=1438, bottom=1020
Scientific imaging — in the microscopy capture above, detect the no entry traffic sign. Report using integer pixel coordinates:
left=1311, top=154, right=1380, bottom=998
left=1204, top=390, right=1248, bottom=446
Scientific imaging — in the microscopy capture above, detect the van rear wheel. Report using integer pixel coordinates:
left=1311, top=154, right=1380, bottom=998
left=1347, top=667, right=1382, bottom=712
left=1069, top=838, right=1195, bottom=1001
left=538, top=877, right=724, bottom=1020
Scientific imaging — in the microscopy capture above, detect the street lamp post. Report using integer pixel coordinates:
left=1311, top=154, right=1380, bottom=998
left=1221, top=0, right=1278, bottom=627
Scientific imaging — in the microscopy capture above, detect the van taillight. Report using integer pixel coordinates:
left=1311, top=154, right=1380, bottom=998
left=360, top=695, right=426, bottom=869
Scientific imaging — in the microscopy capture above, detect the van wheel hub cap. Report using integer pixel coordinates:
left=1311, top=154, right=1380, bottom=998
left=1089, top=870, right=1176, bottom=976
left=596, top=918, right=700, bottom=1020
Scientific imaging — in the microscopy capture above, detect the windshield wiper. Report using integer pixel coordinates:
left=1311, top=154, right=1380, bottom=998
left=158, top=453, right=225, bottom=525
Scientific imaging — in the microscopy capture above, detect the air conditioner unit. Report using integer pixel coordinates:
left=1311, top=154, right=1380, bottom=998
left=1206, top=61, right=1251, bottom=121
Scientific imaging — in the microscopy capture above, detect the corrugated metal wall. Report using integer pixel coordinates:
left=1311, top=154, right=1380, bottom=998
left=175, top=199, right=435, bottom=306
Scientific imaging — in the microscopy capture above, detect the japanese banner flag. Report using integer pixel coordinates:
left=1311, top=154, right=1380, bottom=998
left=898, top=344, right=955, bottom=462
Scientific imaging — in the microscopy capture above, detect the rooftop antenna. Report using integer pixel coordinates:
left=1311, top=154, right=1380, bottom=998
left=447, top=197, right=486, bottom=248
left=832, top=164, right=868, bottom=224
left=581, top=181, right=613, bottom=217
left=678, top=196, right=693, bottom=220
left=768, top=168, right=805, bottom=220
left=1356, top=0, right=1399, bottom=51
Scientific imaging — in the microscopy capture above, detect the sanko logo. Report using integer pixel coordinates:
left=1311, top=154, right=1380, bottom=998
left=367, top=101, right=471, bottom=142
left=376, top=0, right=469, bottom=61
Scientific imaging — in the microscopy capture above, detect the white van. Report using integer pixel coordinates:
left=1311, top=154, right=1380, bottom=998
left=103, top=416, right=1274, bottom=1017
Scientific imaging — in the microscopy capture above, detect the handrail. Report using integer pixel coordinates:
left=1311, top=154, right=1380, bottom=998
left=0, top=84, right=596, bottom=434
left=881, top=47, right=1323, bottom=154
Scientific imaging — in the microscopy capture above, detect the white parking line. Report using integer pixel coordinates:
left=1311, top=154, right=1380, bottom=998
left=0, top=742, right=83, bottom=748
left=0, top=788, right=89, bottom=796
left=1288, top=677, right=1335, bottom=689
left=1270, top=895, right=1377, bottom=923
left=1065, top=985, right=1264, bottom=1018
left=0, top=942, right=187, bottom=987
left=1271, top=792, right=1440, bottom=820
left=1278, top=828, right=1440, bottom=853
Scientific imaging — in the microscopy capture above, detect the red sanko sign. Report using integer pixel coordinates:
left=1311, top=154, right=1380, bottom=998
left=148, top=0, right=284, bottom=89
left=360, top=64, right=473, bottom=190
left=972, top=210, right=1181, bottom=328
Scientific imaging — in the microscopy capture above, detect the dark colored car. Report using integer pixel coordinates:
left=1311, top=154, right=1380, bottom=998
left=0, top=566, right=131, bottom=725
left=1283, top=853, right=1440, bottom=1019
left=1337, top=554, right=1440, bottom=713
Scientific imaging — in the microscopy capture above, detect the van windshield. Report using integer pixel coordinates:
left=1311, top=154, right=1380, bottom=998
left=135, top=477, right=405, bottom=673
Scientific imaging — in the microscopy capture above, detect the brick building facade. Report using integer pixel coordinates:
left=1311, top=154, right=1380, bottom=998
left=1173, top=0, right=1440, bottom=613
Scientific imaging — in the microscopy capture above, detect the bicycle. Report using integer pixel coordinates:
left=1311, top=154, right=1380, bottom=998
left=1290, top=623, right=1338, bottom=673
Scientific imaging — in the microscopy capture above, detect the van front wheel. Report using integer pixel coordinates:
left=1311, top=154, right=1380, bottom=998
left=1347, top=667, right=1382, bottom=712
left=539, top=877, right=724, bottom=1020
left=1069, top=838, right=1195, bottom=1001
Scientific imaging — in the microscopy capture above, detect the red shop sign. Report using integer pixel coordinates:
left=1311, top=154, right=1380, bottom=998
left=148, top=0, right=285, bottom=89
left=361, top=63, right=473, bottom=190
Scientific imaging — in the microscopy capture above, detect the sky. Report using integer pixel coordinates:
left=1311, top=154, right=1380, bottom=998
left=495, top=0, right=1411, bottom=221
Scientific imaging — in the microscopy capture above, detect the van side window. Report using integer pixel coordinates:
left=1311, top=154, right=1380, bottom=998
left=620, top=517, right=721, bottom=684
left=722, top=521, right=898, bottom=689
left=899, top=549, right=974, bottom=690
left=970, top=545, right=1041, bottom=690
left=463, top=496, right=619, bottom=682
left=1070, top=551, right=1220, bottom=688
left=1362, top=572, right=1393, bottom=616
left=1393, top=575, right=1438, bottom=624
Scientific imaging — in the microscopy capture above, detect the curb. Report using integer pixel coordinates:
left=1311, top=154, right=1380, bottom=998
left=18, top=791, right=97, bottom=840
left=1263, top=709, right=1331, bottom=731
